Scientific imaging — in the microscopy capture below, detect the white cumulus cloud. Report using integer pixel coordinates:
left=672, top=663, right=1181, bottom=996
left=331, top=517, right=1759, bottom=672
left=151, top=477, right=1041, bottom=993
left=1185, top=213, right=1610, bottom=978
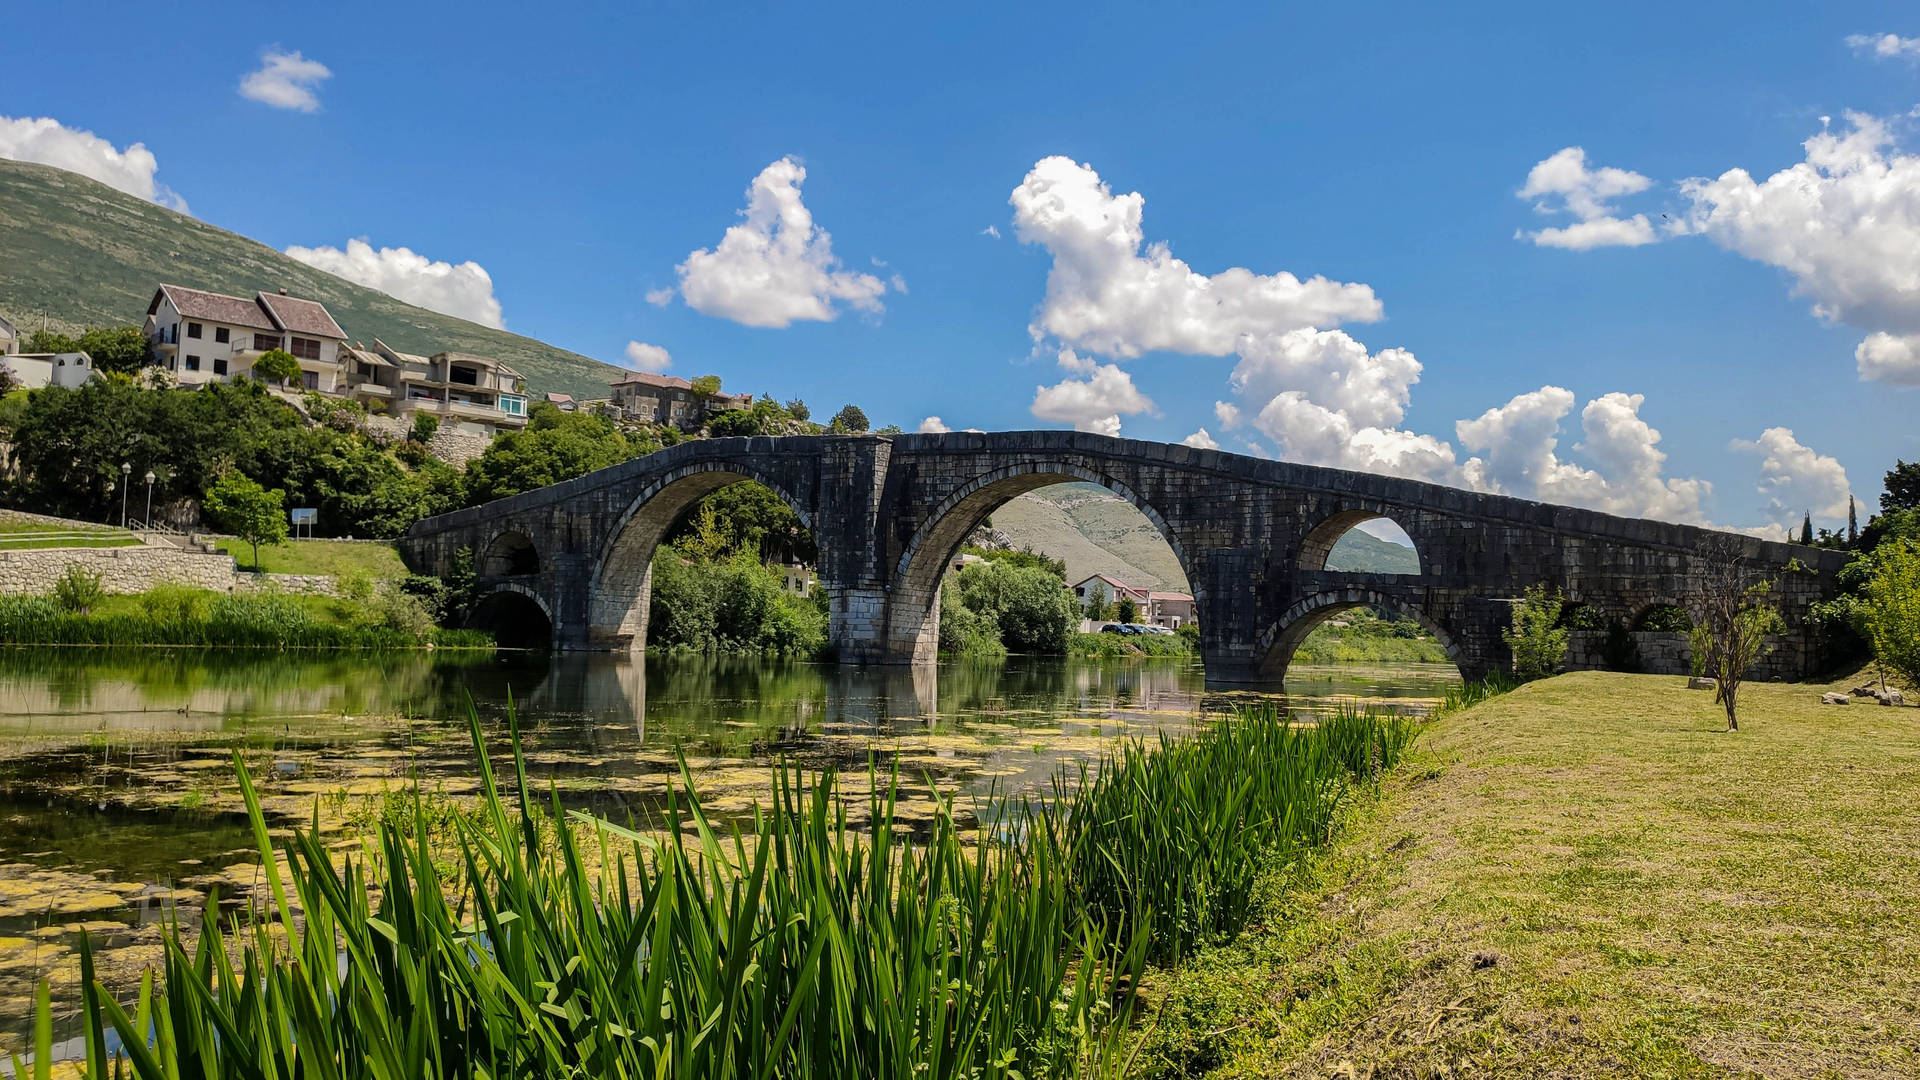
left=1516, top=147, right=1658, bottom=250
left=1679, top=112, right=1920, bottom=385
left=672, top=157, right=889, bottom=328
left=239, top=50, right=331, bottom=112
left=1009, top=156, right=1380, bottom=358
left=0, top=114, right=187, bottom=212
left=918, top=416, right=952, bottom=433
left=1030, top=361, right=1155, bottom=436
left=1730, top=427, right=1852, bottom=529
left=1181, top=428, right=1219, bottom=450
left=1454, top=388, right=1710, bottom=522
left=1846, top=33, right=1920, bottom=60
left=284, top=239, right=505, bottom=328
left=623, top=341, right=671, bottom=372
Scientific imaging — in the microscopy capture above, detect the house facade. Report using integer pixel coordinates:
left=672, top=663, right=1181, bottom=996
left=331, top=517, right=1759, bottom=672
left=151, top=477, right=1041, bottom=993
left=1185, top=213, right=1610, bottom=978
left=145, top=284, right=349, bottom=390
left=1, top=351, right=97, bottom=391
left=342, top=339, right=529, bottom=439
left=1070, top=573, right=1196, bottom=627
left=0, top=313, right=17, bottom=355
left=607, top=371, right=752, bottom=430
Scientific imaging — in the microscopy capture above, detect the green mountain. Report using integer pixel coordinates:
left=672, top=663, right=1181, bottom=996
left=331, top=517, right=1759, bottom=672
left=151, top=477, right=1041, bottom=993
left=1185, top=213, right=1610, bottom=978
left=1324, top=527, right=1421, bottom=574
left=0, top=159, right=625, bottom=399
left=990, top=482, right=1421, bottom=589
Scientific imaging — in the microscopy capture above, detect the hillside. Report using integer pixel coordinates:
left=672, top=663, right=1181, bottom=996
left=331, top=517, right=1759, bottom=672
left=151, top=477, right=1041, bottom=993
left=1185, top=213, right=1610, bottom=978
left=990, top=483, right=1419, bottom=590
left=0, top=159, right=625, bottom=399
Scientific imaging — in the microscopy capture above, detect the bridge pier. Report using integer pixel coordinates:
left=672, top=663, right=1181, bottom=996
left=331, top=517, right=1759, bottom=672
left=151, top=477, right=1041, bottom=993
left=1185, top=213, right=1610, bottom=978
left=827, top=586, right=893, bottom=663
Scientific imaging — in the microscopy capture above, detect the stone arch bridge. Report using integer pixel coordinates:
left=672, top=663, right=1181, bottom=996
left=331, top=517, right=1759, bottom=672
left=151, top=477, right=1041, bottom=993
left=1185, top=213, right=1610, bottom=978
left=399, top=431, right=1847, bottom=684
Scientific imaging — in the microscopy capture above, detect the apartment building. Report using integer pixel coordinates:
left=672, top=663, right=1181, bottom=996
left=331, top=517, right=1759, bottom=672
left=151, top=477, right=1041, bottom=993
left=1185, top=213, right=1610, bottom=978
left=145, top=284, right=348, bottom=390
left=342, top=339, right=529, bottom=438
left=607, top=370, right=752, bottom=430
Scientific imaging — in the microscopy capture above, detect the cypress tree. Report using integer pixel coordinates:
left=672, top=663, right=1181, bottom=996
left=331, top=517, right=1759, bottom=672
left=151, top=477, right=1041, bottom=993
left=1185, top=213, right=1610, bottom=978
left=1798, top=513, right=1813, bottom=545
left=1848, top=495, right=1858, bottom=546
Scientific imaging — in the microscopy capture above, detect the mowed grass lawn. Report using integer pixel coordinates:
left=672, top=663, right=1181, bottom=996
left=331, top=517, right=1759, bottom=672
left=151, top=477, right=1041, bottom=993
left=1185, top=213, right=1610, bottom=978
left=215, top=538, right=410, bottom=577
left=0, top=519, right=141, bottom=549
left=1139, top=669, right=1919, bottom=1078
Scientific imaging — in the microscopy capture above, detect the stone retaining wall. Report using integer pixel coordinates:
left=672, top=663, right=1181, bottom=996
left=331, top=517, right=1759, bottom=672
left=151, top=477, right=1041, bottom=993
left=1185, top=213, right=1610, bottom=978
left=0, top=546, right=238, bottom=596
left=1566, top=628, right=1800, bottom=681
left=237, top=572, right=339, bottom=596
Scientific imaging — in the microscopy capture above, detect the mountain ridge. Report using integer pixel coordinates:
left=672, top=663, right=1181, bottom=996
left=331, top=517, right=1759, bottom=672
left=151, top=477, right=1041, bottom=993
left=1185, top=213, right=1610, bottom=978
left=0, top=158, right=626, bottom=399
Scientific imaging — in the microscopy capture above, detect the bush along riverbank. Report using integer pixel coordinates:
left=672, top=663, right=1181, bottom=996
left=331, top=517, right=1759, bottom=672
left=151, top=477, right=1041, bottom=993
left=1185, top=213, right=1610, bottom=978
left=1290, top=608, right=1451, bottom=664
left=0, top=571, right=490, bottom=649
left=1066, top=626, right=1198, bottom=659
left=47, top=698, right=1416, bottom=1078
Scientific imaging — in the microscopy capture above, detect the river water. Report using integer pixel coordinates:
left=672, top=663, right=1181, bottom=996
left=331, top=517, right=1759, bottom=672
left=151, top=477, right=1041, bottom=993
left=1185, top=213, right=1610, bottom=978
left=0, top=647, right=1458, bottom=1056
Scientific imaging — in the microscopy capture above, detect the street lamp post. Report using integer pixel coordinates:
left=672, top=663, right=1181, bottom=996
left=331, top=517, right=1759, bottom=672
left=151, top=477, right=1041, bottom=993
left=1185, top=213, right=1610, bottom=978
left=144, top=470, right=156, bottom=527
left=120, top=462, right=131, bottom=529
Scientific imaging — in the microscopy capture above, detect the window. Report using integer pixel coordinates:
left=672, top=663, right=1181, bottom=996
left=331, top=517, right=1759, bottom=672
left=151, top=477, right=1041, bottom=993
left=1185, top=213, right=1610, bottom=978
left=450, top=366, right=479, bottom=385
left=213, top=358, right=228, bottom=376
left=214, top=326, right=230, bottom=344
left=303, top=371, right=320, bottom=390
left=253, top=334, right=281, bottom=352
left=185, top=355, right=200, bottom=371
left=289, top=336, right=322, bottom=361
left=187, top=322, right=202, bottom=339
left=500, top=395, right=526, bottom=416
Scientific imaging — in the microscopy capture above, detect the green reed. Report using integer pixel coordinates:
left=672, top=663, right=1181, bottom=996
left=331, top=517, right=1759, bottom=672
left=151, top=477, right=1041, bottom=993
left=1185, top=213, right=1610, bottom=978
left=1433, top=669, right=1520, bottom=718
left=41, top=697, right=1418, bottom=1078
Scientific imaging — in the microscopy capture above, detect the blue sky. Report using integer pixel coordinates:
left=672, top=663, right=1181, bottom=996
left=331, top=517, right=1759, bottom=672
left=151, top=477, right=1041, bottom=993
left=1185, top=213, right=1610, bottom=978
left=5, top=1, right=1920, bottom=532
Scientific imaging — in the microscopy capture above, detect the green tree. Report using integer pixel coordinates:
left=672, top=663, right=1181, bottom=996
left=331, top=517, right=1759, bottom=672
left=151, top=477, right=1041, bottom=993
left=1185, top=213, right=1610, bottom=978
left=1502, top=583, right=1569, bottom=681
left=951, top=560, right=1077, bottom=653
left=204, top=472, right=288, bottom=569
left=22, top=329, right=79, bottom=353
left=1799, top=513, right=1814, bottom=546
left=410, top=413, right=441, bottom=444
left=465, top=402, right=635, bottom=504
left=689, top=374, right=722, bottom=399
left=1861, top=539, right=1920, bottom=694
left=830, top=404, right=869, bottom=433
left=784, top=398, right=811, bottom=422
left=1885, top=460, right=1920, bottom=514
left=1689, top=550, right=1786, bottom=732
left=1116, top=594, right=1139, bottom=625
left=1849, top=495, right=1859, bottom=546
left=75, top=326, right=154, bottom=374
left=251, top=348, right=302, bottom=386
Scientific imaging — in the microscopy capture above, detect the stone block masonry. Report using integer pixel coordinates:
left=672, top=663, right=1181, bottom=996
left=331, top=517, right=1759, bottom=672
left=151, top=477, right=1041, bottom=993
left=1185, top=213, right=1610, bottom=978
left=0, top=546, right=239, bottom=596
left=402, top=431, right=1852, bottom=686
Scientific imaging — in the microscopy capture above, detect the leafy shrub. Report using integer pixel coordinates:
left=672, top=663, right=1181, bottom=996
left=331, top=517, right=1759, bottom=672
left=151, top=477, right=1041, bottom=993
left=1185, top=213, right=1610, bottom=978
left=1635, top=604, right=1694, bottom=632
left=1502, top=583, right=1568, bottom=680
left=138, top=584, right=211, bottom=623
left=50, top=564, right=105, bottom=614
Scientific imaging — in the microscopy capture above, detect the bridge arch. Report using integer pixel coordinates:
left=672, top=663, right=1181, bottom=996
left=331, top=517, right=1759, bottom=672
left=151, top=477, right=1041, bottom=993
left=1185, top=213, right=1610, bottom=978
left=588, top=461, right=815, bottom=650
left=884, top=462, right=1195, bottom=663
left=1297, top=507, right=1423, bottom=574
left=1257, top=587, right=1464, bottom=681
left=480, top=529, right=541, bottom=576
left=468, top=583, right=555, bottom=649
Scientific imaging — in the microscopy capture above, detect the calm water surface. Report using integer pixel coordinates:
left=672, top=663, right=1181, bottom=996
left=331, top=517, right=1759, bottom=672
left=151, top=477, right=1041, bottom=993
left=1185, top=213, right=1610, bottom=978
left=0, top=646, right=1458, bottom=1055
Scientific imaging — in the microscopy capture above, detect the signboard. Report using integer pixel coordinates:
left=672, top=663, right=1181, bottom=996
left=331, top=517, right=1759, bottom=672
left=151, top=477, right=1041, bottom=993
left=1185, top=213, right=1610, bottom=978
left=290, top=508, right=317, bottom=539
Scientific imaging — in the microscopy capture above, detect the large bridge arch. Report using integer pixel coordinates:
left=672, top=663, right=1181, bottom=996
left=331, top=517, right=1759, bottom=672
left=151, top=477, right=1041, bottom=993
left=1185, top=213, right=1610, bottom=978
left=883, top=461, right=1198, bottom=663
left=468, top=583, right=556, bottom=650
left=587, top=462, right=816, bottom=650
left=1258, top=587, right=1466, bottom=681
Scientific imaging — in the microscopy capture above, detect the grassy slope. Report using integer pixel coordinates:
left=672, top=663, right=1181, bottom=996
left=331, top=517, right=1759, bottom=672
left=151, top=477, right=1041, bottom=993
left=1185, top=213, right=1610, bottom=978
left=0, top=520, right=141, bottom=549
left=1137, top=669, right=1919, bottom=1078
left=215, top=539, right=409, bottom=577
left=0, top=159, right=624, bottom=399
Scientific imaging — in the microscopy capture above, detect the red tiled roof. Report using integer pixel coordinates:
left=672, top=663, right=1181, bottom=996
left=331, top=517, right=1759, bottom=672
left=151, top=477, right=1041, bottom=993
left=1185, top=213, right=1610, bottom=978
left=151, top=284, right=277, bottom=332
left=258, top=292, right=346, bottom=339
left=1147, top=591, right=1194, bottom=602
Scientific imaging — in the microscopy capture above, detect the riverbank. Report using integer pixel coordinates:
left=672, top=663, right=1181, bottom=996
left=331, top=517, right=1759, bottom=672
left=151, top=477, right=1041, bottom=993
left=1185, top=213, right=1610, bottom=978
left=0, top=587, right=490, bottom=649
left=1128, top=668, right=1920, bottom=1077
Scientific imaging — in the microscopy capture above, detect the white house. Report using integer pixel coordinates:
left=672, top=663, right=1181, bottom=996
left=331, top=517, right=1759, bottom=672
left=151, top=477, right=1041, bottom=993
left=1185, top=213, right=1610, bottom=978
left=340, top=339, right=529, bottom=439
left=1, top=350, right=98, bottom=391
left=145, top=284, right=349, bottom=391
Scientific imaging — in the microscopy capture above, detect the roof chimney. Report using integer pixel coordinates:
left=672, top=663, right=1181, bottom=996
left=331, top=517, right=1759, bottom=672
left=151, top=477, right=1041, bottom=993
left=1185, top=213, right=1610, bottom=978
left=278, top=287, right=288, bottom=295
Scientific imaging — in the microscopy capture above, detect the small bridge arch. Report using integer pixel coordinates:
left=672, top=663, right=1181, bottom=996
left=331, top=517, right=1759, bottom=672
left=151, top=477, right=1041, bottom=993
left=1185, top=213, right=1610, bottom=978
left=1258, top=587, right=1465, bottom=681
